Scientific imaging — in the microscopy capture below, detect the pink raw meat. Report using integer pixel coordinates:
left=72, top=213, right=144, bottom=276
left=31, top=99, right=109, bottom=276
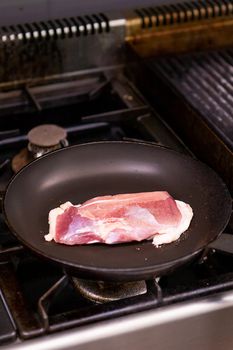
left=45, top=191, right=193, bottom=246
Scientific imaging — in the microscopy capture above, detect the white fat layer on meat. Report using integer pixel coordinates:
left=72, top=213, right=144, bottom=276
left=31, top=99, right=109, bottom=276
left=44, top=202, right=75, bottom=241
left=80, top=191, right=169, bottom=210
left=60, top=201, right=76, bottom=210
left=152, top=200, right=193, bottom=247
left=44, top=207, right=64, bottom=241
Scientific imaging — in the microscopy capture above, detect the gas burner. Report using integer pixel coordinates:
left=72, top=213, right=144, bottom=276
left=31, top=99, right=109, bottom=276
left=12, top=124, right=68, bottom=173
left=72, top=278, right=147, bottom=303
left=28, top=124, right=68, bottom=158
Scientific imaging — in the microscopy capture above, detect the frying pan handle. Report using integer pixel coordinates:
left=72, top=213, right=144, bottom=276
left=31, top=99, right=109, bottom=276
left=209, top=233, right=233, bottom=255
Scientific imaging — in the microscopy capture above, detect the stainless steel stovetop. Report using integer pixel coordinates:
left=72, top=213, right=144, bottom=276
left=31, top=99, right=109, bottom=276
left=0, top=0, right=233, bottom=347
left=0, top=63, right=233, bottom=350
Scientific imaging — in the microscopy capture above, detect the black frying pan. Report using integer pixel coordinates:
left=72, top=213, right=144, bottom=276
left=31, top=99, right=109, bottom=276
left=3, top=142, right=232, bottom=281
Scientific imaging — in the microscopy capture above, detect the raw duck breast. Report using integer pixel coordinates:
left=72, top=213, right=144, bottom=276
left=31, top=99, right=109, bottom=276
left=45, top=191, right=193, bottom=247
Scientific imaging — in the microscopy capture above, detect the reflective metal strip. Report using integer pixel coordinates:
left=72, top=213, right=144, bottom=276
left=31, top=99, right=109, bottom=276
left=3, top=289, right=233, bottom=350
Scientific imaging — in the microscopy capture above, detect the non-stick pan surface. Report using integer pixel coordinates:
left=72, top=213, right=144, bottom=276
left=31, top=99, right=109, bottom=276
left=3, top=142, right=232, bottom=281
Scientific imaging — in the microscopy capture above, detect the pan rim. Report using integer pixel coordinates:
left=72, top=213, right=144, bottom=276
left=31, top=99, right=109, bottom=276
left=3, top=139, right=227, bottom=188
left=3, top=141, right=232, bottom=278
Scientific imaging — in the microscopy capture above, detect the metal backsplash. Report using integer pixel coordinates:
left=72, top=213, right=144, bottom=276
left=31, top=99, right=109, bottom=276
left=0, top=0, right=233, bottom=89
left=126, top=0, right=233, bottom=57
left=0, top=13, right=126, bottom=89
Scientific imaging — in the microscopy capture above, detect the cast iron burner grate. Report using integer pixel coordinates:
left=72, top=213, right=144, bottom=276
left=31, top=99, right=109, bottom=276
left=0, top=70, right=188, bottom=192
left=1, top=248, right=233, bottom=341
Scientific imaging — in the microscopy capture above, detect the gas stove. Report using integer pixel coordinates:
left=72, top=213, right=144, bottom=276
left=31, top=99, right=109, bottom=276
left=0, top=63, right=233, bottom=349
left=1, top=0, right=233, bottom=349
